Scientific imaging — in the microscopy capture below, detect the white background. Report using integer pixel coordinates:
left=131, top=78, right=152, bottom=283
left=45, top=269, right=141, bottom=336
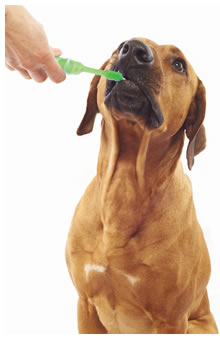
left=1, top=0, right=220, bottom=339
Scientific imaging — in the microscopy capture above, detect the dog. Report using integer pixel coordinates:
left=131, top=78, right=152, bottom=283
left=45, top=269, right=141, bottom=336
left=65, top=37, right=218, bottom=334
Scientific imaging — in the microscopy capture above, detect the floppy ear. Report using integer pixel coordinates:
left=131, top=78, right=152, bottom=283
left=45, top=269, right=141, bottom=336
left=77, top=60, right=109, bottom=136
left=184, top=79, right=206, bottom=170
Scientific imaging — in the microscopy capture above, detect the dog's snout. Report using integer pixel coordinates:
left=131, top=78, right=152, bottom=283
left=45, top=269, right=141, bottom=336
left=120, top=40, right=154, bottom=66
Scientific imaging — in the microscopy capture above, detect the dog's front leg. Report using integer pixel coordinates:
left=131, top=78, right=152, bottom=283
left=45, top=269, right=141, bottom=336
left=187, top=291, right=218, bottom=334
left=77, top=298, right=107, bottom=334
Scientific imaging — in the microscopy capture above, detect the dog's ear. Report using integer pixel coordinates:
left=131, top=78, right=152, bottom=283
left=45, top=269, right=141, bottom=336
left=184, top=79, right=206, bottom=170
left=77, top=60, right=109, bottom=136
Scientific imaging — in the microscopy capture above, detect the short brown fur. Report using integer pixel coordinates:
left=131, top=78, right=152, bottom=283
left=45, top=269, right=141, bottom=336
left=66, top=38, right=218, bottom=334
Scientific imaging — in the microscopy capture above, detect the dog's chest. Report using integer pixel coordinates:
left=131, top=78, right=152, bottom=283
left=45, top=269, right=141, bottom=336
left=74, top=246, right=157, bottom=333
left=71, top=237, right=190, bottom=333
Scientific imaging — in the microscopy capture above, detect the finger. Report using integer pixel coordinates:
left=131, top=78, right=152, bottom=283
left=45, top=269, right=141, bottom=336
left=51, top=47, right=62, bottom=57
left=44, top=54, right=66, bottom=83
left=6, top=62, right=31, bottom=79
left=5, top=63, right=15, bottom=71
left=28, top=68, right=48, bottom=83
left=17, top=68, right=32, bottom=79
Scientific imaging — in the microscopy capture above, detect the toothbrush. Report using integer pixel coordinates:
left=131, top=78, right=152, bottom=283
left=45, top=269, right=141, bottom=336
left=55, top=56, right=123, bottom=82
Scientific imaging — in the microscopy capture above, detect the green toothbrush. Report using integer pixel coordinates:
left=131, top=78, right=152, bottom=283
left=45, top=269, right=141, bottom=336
left=55, top=56, right=123, bottom=81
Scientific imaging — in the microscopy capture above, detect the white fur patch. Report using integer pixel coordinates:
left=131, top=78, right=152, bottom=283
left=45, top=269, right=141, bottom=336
left=124, top=273, right=140, bottom=286
left=84, top=264, right=106, bottom=280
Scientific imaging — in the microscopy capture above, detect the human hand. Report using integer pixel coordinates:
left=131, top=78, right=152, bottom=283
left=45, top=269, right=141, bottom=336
left=5, top=6, right=66, bottom=83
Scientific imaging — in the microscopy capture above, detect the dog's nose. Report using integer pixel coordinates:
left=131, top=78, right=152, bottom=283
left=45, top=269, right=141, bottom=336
left=119, top=40, right=154, bottom=66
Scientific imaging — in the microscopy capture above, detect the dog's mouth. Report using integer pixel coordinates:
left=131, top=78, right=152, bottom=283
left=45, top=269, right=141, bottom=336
left=104, top=68, right=164, bottom=129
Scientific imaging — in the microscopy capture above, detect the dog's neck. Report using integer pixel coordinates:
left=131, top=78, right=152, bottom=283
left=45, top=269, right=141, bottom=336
left=96, top=118, right=185, bottom=248
left=97, top=118, right=184, bottom=190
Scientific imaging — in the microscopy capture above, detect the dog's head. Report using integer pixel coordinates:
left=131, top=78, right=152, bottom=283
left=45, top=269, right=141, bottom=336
left=77, top=38, right=206, bottom=170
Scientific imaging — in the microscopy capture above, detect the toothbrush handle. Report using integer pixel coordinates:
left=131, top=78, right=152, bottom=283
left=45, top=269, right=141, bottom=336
left=82, top=66, right=123, bottom=81
left=55, top=56, right=83, bottom=75
left=82, top=66, right=105, bottom=77
left=56, top=57, right=106, bottom=77
left=55, top=56, right=123, bottom=81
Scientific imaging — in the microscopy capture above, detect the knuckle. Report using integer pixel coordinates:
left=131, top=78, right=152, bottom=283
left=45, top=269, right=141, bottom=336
left=38, top=50, right=51, bottom=64
left=22, top=59, right=34, bottom=70
left=22, top=50, right=51, bottom=70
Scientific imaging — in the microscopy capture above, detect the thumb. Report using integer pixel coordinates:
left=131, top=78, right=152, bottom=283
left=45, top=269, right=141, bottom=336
left=44, top=51, right=66, bottom=83
left=51, top=47, right=63, bottom=57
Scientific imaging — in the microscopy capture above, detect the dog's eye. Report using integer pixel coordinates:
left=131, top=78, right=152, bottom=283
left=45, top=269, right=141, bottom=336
left=172, top=58, right=186, bottom=73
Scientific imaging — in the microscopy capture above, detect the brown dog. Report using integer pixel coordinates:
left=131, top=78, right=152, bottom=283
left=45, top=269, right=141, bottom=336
left=65, top=38, right=218, bottom=334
